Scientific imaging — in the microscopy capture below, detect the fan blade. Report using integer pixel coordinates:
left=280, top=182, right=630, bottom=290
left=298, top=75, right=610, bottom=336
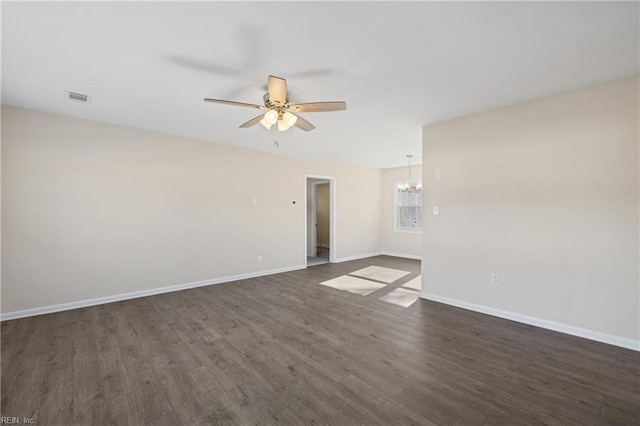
left=171, top=55, right=242, bottom=76
left=239, top=114, right=264, bottom=128
left=287, top=69, right=344, bottom=80
left=288, top=101, right=346, bottom=113
left=292, top=114, right=316, bottom=132
left=268, top=75, right=287, bottom=106
left=203, top=98, right=265, bottom=109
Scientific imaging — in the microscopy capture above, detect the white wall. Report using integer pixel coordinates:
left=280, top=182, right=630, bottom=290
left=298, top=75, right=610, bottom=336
left=1, top=106, right=381, bottom=315
left=380, top=165, right=422, bottom=259
left=421, top=76, right=639, bottom=349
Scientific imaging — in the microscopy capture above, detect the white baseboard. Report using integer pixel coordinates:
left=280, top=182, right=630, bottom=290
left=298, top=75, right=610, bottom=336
left=0, top=265, right=307, bottom=322
left=380, top=251, right=422, bottom=260
left=420, top=292, right=639, bottom=352
left=333, top=252, right=383, bottom=263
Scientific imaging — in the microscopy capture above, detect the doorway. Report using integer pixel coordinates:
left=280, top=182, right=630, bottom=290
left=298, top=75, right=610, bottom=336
left=305, top=175, right=336, bottom=266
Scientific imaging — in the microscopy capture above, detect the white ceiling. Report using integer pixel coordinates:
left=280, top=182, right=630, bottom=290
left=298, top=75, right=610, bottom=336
left=2, top=1, right=638, bottom=168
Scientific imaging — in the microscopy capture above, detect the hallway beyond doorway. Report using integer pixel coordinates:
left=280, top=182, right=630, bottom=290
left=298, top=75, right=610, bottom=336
left=307, top=246, right=329, bottom=266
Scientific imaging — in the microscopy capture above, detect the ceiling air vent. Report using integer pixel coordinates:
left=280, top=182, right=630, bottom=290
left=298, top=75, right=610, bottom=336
left=65, top=90, right=91, bottom=104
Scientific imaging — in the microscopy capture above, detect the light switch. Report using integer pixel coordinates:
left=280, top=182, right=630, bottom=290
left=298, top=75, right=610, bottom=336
left=433, top=206, right=440, bottom=215
left=434, top=168, right=442, bottom=180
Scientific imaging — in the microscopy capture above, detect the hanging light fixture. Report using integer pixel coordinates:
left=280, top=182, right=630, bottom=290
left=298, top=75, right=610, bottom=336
left=398, top=154, right=420, bottom=192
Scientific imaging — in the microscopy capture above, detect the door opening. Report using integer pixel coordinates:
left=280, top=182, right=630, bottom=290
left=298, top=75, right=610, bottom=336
left=305, top=175, right=336, bottom=266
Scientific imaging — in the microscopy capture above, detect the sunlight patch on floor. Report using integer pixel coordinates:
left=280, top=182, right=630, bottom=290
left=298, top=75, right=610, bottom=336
left=350, top=266, right=410, bottom=284
left=402, top=275, right=422, bottom=290
left=378, top=288, right=419, bottom=308
left=320, top=275, right=387, bottom=295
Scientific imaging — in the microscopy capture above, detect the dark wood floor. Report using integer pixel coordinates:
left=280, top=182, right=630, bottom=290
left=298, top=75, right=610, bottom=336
left=2, top=256, right=639, bottom=425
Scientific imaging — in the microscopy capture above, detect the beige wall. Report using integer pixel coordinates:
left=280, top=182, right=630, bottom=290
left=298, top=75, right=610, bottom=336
left=316, top=183, right=330, bottom=247
left=1, top=106, right=381, bottom=314
left=380, top=165, right=422, bottom=258
left=421, top=77, right=639, bottom=346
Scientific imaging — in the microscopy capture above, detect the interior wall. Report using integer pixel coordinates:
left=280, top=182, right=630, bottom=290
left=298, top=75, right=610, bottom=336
left=1, top=106, right=382, bottom=315
left=316, top=183, right=330, bottom=248
left=380, top=165, right=422, bottom=258
left=421, top=76, right=639, bottom=346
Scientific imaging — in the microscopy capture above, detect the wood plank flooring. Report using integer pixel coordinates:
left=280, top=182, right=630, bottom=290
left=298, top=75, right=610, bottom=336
left=2, top=256, right=639, bottom=425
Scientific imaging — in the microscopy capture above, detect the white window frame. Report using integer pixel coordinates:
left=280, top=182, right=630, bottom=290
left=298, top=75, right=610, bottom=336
left=394, top=179, right=422, bottom=234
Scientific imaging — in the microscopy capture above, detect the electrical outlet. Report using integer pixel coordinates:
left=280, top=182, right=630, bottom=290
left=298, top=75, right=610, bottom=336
left=433, top=205, right=440, bottom=215
left=490, top=273, right=500, bottom=286
left=257, top=256, right=263, bottom=264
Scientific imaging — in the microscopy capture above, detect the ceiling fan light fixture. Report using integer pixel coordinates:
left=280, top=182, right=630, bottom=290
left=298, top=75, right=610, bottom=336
left=259, top=117, right=273, bottom=130
left=277, top=118, right=291, bottom=132
left=259, top=109, right=278, bottom=129
left=204, top=75, right=346, bottom=133
left=264, top=109, right=278, bottom=124
left=276, top=111, right=299, bottom=132
left=283, top=111, right=298, bottom=127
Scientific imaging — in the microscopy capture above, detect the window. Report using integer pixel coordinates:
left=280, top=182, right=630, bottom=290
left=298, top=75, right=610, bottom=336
left=395, top=179, right=422, bottom=233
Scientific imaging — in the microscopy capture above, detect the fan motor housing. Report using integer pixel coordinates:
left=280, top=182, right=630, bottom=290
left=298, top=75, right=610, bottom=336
left=263, top=93, right=288, bottom=109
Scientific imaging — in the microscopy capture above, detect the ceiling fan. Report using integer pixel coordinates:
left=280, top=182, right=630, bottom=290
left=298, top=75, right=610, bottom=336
left=204, top=75, right=346, bottom=132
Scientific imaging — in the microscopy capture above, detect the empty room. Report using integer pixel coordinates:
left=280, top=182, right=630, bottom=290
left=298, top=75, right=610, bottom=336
left=1, top=2, right=639, bottom=425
